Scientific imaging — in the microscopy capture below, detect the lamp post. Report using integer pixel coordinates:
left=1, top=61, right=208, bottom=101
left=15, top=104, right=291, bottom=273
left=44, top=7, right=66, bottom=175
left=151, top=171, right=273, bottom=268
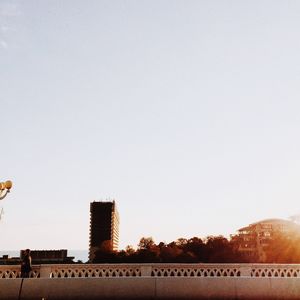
left=0, top=180, right=13, bottom=200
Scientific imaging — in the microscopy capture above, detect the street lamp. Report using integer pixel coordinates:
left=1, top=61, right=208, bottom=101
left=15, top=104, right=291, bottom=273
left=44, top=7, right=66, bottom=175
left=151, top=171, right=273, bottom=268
left=0, top=180, right=13, bottom=200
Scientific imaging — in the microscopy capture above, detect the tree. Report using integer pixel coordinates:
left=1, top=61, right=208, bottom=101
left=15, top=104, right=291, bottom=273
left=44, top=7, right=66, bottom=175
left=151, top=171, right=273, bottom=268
left=138, top=237, right=155, bottom=250
left=125, top=245, right=135, bottom=255
left=93, top=241, right=117, bottom=263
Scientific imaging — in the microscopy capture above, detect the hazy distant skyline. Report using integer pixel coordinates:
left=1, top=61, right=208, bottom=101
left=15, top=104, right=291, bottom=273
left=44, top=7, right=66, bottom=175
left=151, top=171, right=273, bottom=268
left=2, top=0, right=300, bottom=250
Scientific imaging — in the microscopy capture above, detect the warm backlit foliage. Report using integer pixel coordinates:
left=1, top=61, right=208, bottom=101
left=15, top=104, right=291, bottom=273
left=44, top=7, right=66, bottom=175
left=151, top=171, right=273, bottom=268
left=94, top=236, right=246, bottom=263
left=264, top=232, right=300, bottom=263
left=93, top=231, right=300, bottom=263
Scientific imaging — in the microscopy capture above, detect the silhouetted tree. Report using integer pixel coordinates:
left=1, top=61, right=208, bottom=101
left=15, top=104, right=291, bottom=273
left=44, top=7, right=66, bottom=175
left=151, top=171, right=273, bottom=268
left=138, top=237, right=155, bottom=250
left=93, top=241, right=117, bottom=263
left=91, top=231, right=300, bottom=264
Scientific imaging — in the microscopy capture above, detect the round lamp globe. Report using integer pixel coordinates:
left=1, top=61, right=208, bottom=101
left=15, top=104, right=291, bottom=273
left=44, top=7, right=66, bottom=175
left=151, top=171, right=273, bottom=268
left=5, top=180, right=12, bottom=190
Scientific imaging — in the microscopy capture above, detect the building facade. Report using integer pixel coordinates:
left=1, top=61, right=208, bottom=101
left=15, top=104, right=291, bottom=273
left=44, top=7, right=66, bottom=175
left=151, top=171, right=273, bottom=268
left=89, top=201, right=119, bottom=262
left=20, top=249, right=74, bottom=264
left=232, top=218, right=300, bottom=262
left=1, top=249, right=74, bottom=265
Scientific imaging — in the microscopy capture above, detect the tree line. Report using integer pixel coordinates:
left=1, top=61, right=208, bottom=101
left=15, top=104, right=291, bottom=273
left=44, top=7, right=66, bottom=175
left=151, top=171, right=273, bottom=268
left=93, top=236, right=246, bottom=263
left=93, top=232, right=300, bottom=263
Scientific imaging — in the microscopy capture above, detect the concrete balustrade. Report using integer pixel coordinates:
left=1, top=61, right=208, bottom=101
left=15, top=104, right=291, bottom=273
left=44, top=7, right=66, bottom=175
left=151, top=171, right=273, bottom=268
left=3, top=263, right=300, bottom=279
left=1, top=264, right=300, bottom=299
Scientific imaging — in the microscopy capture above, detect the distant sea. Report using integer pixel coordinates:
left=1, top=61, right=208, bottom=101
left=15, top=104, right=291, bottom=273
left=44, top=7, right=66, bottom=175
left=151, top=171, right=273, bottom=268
left=0, top=250, right=89, bottom=263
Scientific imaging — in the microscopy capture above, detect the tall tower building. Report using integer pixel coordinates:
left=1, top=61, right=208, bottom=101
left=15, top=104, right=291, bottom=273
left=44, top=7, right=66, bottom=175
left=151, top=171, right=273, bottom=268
left=89, top=200, right=119, bottom=262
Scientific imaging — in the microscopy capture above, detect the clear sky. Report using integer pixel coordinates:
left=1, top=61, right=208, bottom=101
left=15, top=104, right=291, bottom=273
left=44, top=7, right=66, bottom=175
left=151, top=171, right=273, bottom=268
left=1, top=0, right=300, bottom=251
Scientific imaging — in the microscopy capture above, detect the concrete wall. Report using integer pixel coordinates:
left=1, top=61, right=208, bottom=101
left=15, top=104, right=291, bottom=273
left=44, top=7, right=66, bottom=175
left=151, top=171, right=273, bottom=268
left=2, top=277, right=300, bottom=300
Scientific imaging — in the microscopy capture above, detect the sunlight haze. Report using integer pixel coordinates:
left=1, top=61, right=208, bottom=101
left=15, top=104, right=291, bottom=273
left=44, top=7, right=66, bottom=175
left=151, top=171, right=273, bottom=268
left=1, top=0, right=300, bottom=251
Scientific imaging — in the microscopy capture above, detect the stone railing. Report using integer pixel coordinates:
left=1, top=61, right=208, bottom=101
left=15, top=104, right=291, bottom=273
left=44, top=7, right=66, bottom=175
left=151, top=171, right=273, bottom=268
left=1, top=263, right=300, bottom=279
left=0, top=265, right=40, bottom=279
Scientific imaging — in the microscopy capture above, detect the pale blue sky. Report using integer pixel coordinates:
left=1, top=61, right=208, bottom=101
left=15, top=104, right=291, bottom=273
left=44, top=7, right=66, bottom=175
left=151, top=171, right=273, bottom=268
left=1, top=0, right=300, bottom=250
